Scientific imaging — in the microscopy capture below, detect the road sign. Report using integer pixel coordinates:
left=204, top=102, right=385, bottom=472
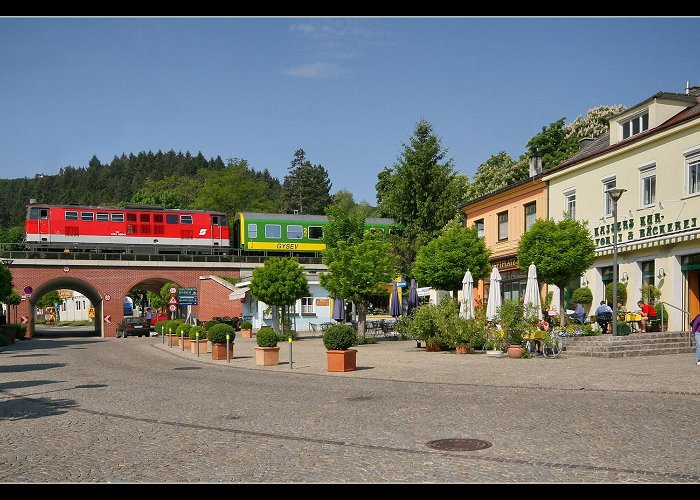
left=177, top=287, right=198, bottom=305
left=168, top=296, right=178, bottom=305
left=104, top=315, right=112, bottom=324
left=24, top=286, right=33, bottom=294
left=168, top=304, right=177, bottom=312
left=20, top=316, right=28, bottom=324
left=169, top=287, right=177, bottom=294
left=104, top=294, right=111, bottom=301
left=20, top=294, right=30, bottom=301
left=396, top=281, right=407, bottom=287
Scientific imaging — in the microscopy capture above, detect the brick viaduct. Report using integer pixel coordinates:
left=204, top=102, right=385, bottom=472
left=5, top=258, right=269, bottom=338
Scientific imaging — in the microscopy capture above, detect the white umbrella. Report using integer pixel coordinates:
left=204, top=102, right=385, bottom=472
left=523, top=263, right=543, bottom=320
left=486, top=266, right=502, bottom=321
left=460, top=270, right=475, bottom=319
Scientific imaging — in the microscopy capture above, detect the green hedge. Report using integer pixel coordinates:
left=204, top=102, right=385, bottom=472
left=323, top=324, right=357, bottom=351
left=204, top=319, right=220, bottom=331
left=207, top=323, right=235, bottom=344
left=256, top=327, right=279, bottom=347
left=176, top=323, right=191, bottom=336
left=189, top=325, right=204, bottom=340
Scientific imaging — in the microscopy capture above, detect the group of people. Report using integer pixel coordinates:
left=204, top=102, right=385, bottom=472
left=592, top=299, right=657, bottom=333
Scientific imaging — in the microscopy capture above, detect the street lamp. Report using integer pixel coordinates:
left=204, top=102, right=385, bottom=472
left=608, top=188, right=626, bottom=336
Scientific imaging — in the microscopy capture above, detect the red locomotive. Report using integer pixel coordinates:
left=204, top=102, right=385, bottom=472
left=25, top=204, right=230, bottom=254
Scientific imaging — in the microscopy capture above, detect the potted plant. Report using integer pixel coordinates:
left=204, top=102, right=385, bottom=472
left=255, top=327, right=280, bottom=366
left=164, top=319, right=184, bottom=346
left=323, top=324, right=358, bottom=372
left=189, top=325, right=207, bottom=354
left=240, top=320, right=253, bottom=339
left=495, top=300, right=526, bottom=359
left=485, top=328, right=505, bottom=357
left=176, top=323, right=192, bottom=350
left=409, top=304, right=442, bottom=352
left=207, top=323, right=235, bottom=360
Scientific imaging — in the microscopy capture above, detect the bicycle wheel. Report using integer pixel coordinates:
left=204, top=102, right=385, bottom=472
left=542, top=336, right=562, bottom=358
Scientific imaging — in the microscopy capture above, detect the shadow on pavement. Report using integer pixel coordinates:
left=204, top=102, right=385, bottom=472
left=0, top=380, right=61, bottom=391
left=0, top=363, right=65, bottom=373
left=0, top=396, right=77, bottom=421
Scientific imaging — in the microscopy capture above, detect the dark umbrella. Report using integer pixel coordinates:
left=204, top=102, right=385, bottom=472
left=332, top=296, right=345, bottom=322
left=389, top=282, right=401, bottom=318
left=407, top=279, right=418, bottom=315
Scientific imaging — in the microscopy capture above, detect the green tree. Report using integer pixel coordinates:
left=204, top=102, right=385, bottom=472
left=249, top=258, right=310, bottom=334
left=5, top=290, right=21, bottom=324
left=464, top=152, right=528, bottom=201
left=36, top=290, right=61, bottom=309
left=565, top=105, right=626, bottom=140
left=526, top=117, right=579, bottom=170
left=323, top=205, right=366, bottom=250
left=412, top=222, right=491, bottom=296
left=131, top=175, right=202, bottom=208
left=516, top=217, right=596, bottom=325
left=320, top=234, right=396, bottom=337
left=158, top=282, right=179, bottom=318
left=0, top=265, right=14, bottom=321
left=376, top=119, right=464, bottom=276
left=282, top=149, right=333, bottom=214
left=331, top=189, right=378, bottom=217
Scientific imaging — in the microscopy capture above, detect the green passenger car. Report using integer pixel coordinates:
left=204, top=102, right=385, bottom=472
left=233, top=212, right=396, bottom=253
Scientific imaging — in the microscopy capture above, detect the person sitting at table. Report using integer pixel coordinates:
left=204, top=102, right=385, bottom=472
left=594, top=301, right=613, bottom=333
left=637, top=299, right=657, bottom=333
left=570, top=301, right=586, bottom=324
left=617, top=301, right=628, bottom=321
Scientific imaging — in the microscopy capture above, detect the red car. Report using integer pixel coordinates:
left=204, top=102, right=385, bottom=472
left=149, top=311, right=169, bottom=328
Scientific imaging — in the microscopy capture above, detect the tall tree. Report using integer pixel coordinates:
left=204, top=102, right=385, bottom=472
left=376, top=119, right=464, bottom=277
left=464, top=152, right=528, bottom=202
left=526, top=117, right=579, bottom=170
left=320, top=233, right=396, bottom=337
left=412, top=222, right=491, bottom=296
left=565, top=105, right=626, bottom=140
left=249, top=258, right=310, bottom=334
left=282, top=149, right=333, bottom=215
left=323, top=205, right=366, bottom=250
left=516, top=217, right=596, bottom=325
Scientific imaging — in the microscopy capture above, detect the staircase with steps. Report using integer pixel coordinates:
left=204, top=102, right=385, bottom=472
left=563, top=331, right=695, bottom=358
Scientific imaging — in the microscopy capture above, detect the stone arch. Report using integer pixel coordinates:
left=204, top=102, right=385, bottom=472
left=29, top=277, right=103, bottom=338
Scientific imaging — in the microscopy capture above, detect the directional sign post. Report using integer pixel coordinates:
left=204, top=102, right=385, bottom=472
left=104, top=315, right=111, bottom=324
left=177, top=287, right=198, bottom=305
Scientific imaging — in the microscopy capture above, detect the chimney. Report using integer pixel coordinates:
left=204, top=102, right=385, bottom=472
left=528, top=153, right=542, bottom=177
left=579, top=137, right=595, bottom=151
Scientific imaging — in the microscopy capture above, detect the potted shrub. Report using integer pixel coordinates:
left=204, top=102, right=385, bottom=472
left=255, top=327, right=281, bottom=366
left=189, top=325, right=207, bottom=354
left=240, top=320, right=253, bottom=339
left=176, top=323, right=192, bottom=349
left=495, top=300, right=526, bottom=359
left=323, top=324, right=358, bottom=372
left=485, top=328, right=505, bottom=357
left=409, top=304, right=442, bottom=352
left=207, top=323, right=235, bottom=360
left=164, top=319, right=184, bottom=346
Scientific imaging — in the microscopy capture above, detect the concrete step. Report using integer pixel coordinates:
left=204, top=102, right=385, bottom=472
left=565, top=346, right=696, bottom=358
left=563, top=332, right=695, bottom=357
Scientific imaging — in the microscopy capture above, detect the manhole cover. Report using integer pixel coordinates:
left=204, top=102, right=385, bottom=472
left=172, top=366, right=202, bottom=371
left=346, top=395, right=374, bottom=402
left=426, top=438, right=492, bottom=451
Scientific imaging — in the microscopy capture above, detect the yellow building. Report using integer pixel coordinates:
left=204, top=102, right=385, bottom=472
left=544, top=88, right=700, bottom=331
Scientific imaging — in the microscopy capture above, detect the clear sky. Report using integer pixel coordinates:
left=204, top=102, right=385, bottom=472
left=1, top=17, right=698, bottom=205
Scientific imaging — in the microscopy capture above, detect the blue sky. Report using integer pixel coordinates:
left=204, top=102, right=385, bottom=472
left=1, top=17, right=698, bottom=205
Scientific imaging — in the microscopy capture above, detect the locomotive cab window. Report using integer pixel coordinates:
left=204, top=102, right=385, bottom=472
left=65, top=211, right=78, bottom=221
left=81, top=212, right=94, bottom=221
left=211, top=215, right=225, bottom=226
left=96, top=212, right=109, bottom=222
left=166, top=214, right=178, bottom=224
left=28, top=208, right=49, bottom=220
left=308, top=226, right=323, bottom=240
left=111, top=213, right=124, bottom=222
left=265, top=224, right=281, bottom=239
left=287, top=225, right=303, bottom=239
left=180, top=215, right=193, bottom=224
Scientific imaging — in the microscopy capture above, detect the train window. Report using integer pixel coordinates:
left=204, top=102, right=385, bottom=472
left=65, top=211, right=78, bottom=221
left=308, top=226, right=324, bottom=240
left=127, top=213, right=137, bottom=222
left=81, top=212, right=94, bottom=221
left=265, top=224, right=281, bottom=239
left=96, top=212, right=109, bottom=222
left=166, top=214, right=178, bottom=224
left=28, top=208, right=40, bottom=220
left=111, top=213, right=124, bottom=222
left=287, top=225, right=303, bottom=239
left=140, top=213, right=150, bottom=222
left=211, top=215, right=220, bottom=226
left=220, top=215, right=228, bottom=226
left=180, top=215, right=193, bottom=225
left=248, top=224, right=258, bottom=238
left=154, top=214, right=163, bottom=223
left=40, top=209, right=48, bottom=219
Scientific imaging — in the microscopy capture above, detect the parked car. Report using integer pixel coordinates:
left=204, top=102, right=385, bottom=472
left=116, top=317, right=151, bottom=338
left=150, top=312, right=169, bottom=329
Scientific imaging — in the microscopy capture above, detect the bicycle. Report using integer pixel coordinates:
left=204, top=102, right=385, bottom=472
left=541, top=329, right=563, bottom=358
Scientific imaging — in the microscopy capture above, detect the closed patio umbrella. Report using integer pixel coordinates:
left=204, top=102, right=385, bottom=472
left=389, top=282, right=402, bottom=318
left=460, top=270, right=475, bottom=319
left=332, top=296, right=345, bottom=322
left=407, top=279, right=418, bottom=315
left=486, top=266, right=502, bottom=322
left=523, top=263, right=543, bottom=320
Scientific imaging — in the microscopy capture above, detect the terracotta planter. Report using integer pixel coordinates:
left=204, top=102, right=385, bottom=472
left=425, top=343, right=441, bottom=352
left=326, top=349, right=357, bottom=372
left=455, top=343, right=471, bottom=354
left=507, top=345, right=524, bottom=359
left=190, top=339, right=208, bottom=354
left=211, top=342, right=233, bottom=361
left=255, top=346, right=281, bottom=366
left=166, top=334, right=179, bottom=347
left=241, top=329, right=253, bottom=338
left=181, top=337, right=191, bottom=350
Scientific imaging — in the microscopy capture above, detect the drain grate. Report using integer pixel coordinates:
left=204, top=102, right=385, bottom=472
left=172, top=366, right=202, bottom=371
left=426, top=438, right=492, bottom=451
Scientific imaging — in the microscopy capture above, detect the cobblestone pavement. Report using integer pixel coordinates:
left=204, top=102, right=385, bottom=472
left=1, top=334, right=699, bottom=483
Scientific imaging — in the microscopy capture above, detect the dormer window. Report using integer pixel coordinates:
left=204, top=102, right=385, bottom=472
left=621, top=111, right=649, bottom=140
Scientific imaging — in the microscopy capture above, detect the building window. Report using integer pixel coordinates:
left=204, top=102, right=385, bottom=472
left=474, top=219, right=484, bottom=238
left=603, top=178, right=616, bottom=217
left=111, top=213, right=124, bottom=222
left=524, top=203, right=536, bottom=232
left=265, top=224, right=281, bottom=239
left=564, top=189, right=576, bottom=219
left=180, top=215, right=193, bottom=225
left=166, top=214, right=178, bottom=224
left=640, top=164, right=656, bottom=207
left=96, top=212, right=109, bottom=222
left=641, top=261, right=655, bottom=287
left=621, top=111, right=649, bottom=140
left=287, top=225, right=303, bottom=239
left=308, top=226, right=323, bottom=240
left=301, top=297, right=315, bottom=315
left=65, top=211, right=78, bottom=221
left=687, top=153, right=700, bottom=196
left=600, top=265, right=614, bottom=287
left=497, top=211, right=508, bottom=241
left=248, top=224, right=258, bottom=238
